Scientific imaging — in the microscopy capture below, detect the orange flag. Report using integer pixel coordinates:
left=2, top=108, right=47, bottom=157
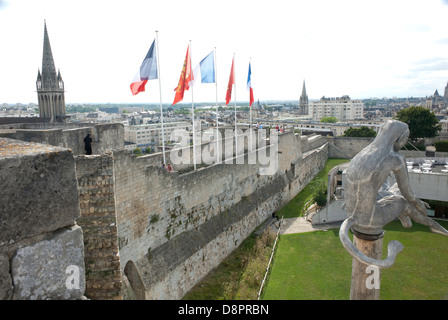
left=225, top=56, right=235, bottom=105
left=173, top=44, right=194, bottom=105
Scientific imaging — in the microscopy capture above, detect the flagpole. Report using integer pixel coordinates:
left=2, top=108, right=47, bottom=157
left=233, top=53, right=237, bottom=158
left=155, top=30, right=166, bottom=165
left=190, top=40, right=197, bottom=170
left=215, top=47, right=219, bottom=164
left=249, top=58, right=252, bottom=152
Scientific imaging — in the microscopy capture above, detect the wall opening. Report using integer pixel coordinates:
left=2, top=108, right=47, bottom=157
left=124, top=260, right=146, bottom=300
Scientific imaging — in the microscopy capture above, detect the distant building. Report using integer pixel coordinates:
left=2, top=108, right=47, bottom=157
left=309, top=95, right=364, bottom=121
left=299, top=80, right=309, bottom=115
left=294, top=119, right=381, bottom=137
left=36, top=21, right=67, bottom=122
left=125, top=122, right=191, bottom=149
left=444, top=81, right=448, bottom=100
left=426, top=83, right=448, bottom=112
left=440, top=119, right=448, bottom=135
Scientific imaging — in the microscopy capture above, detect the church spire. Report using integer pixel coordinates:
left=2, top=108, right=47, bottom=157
left=37, top=21, right=66, bottom=122
left=299, top=79, right=309, bottom=115
left=41, top=20, right=58, bottom=88
left=301, top=80, right=307, bottom=98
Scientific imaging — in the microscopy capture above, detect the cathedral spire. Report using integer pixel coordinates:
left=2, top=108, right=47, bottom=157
left=41, top=20, right=57, bottom=88
left=299, top=79, right=309, bottom=115
left=37, top=21, right=66, bottom=122
left=444, top=80, right=448, bottom=99
left=301, top=80, right=307, bottom=98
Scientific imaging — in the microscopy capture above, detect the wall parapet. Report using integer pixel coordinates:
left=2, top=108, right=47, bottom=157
left=0, top=138, right=85, bottom=300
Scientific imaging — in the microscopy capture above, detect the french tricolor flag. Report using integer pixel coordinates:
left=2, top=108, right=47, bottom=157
left=130, top=39, right=158, bottom=96
left=247, top=61, right=254, bottom=107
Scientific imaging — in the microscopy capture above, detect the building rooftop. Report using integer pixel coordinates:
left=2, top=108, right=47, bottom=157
left=406, top=157, right=448, bottom=175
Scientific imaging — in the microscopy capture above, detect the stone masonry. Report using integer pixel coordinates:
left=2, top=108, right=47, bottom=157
left=0, top=138, right=85, bottom=299
left=75, top=153, right=122, bottom=300
left=1, top=129, right=328, bottom=300
left=88, top=130, right=329, bottom=299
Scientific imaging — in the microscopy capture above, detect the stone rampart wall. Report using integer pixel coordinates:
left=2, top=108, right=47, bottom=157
left=110, top=131, right=328, bottom=299
left=0, top=123, right=124, bottom=156
left=75, top=153, right=122, bottom=300
left=326, top=136, right=374, bottom=159
left=0, top=138, right=85, bottom=300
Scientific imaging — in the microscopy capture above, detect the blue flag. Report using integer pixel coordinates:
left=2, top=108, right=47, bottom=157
left=199, top=51, right=215, bottom=83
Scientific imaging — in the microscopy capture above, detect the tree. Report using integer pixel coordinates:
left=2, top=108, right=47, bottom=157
left=343, top=126, right=377, bottom=137
left=320, top=116, right=338, bottom=123
left=133, top=147, right=143, bottom=156
left=312, top=180, right=327, bottom=208
left=435, top=141, right=448, bottom=152
left=394, top=106, right=441, bottom=141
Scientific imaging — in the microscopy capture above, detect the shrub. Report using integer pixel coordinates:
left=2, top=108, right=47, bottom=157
left=435, top=141, right=448, bottom=152
left=312, top=179, right=327, bottom=207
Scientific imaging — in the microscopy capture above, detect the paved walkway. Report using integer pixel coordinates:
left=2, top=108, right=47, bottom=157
left=274, top=217, right=342, bottom=235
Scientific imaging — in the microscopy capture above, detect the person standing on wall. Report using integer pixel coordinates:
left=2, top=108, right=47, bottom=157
left=84, top=134, right=93, bottom=155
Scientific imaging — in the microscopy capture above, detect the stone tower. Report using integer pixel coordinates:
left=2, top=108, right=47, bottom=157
left=36, top=21, right=67, bottom=122
left=299, top=80, right=309, bottom=115
left=444, top=81, right=448, bottom=100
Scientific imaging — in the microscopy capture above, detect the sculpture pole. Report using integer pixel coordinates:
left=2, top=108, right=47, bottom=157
left=349, top=232, right=383, bottom=300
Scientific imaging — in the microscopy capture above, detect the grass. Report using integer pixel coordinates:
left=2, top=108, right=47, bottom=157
left=183, top=158, right=349, bottom=300
left=182, top=157, right=448, bottom=300
left=263, top=219, right=448, bottom=300
left=182, top=229, right=277, bottom=300
left=278, top=158, right=350, bottom=219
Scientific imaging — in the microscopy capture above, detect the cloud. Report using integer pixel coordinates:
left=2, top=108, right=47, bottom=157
left=403, top=24, right=432, bottom=34
left=0, top=0, right=9, bottom=10
left=436, top=37, right=448, bottom=45
left=411, top=57, right=448, bottom=72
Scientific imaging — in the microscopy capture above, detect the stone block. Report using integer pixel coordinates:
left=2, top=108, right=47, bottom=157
left=0, top=138, right=80, bottom=245
left=0, top=253, right=12, bottom=300
left=11, top=225, right=85, bottom=300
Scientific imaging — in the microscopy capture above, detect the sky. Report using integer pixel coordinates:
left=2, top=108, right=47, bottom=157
left=1, top=0, right=448, bottom=105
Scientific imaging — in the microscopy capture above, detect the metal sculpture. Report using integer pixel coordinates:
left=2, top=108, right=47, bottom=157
left=339, top=120, right=448, bottom=299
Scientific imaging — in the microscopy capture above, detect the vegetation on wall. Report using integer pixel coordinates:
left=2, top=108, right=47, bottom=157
left=320, top=116, right=338, bottom=123
left=343, top=126, right=377, bottom=137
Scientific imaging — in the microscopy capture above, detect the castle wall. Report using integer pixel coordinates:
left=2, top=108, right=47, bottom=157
left=0, top=129, right=328, bottom=300
left=0, top=123, right=125, bottom=156
left=110, top=131, right=327, bottom=299
left=75, top=153, right=122, bottom=300
left=0, top=138, right=85, bottom=300
left=326, top=136, right=374, bottom=158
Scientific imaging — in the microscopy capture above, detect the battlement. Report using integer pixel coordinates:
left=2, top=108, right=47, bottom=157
left=0, top=122, right=124, bottom=155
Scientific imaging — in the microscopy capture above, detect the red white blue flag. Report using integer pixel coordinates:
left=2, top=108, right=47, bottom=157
left=247, top=62, right=254, bottom=106
left=130, top=39, right=158, bottom=96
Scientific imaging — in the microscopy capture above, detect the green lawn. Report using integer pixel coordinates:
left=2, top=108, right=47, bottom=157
left=278, top=158, right=350, bottom=219
left=263, top=219, right=448, bottom=300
